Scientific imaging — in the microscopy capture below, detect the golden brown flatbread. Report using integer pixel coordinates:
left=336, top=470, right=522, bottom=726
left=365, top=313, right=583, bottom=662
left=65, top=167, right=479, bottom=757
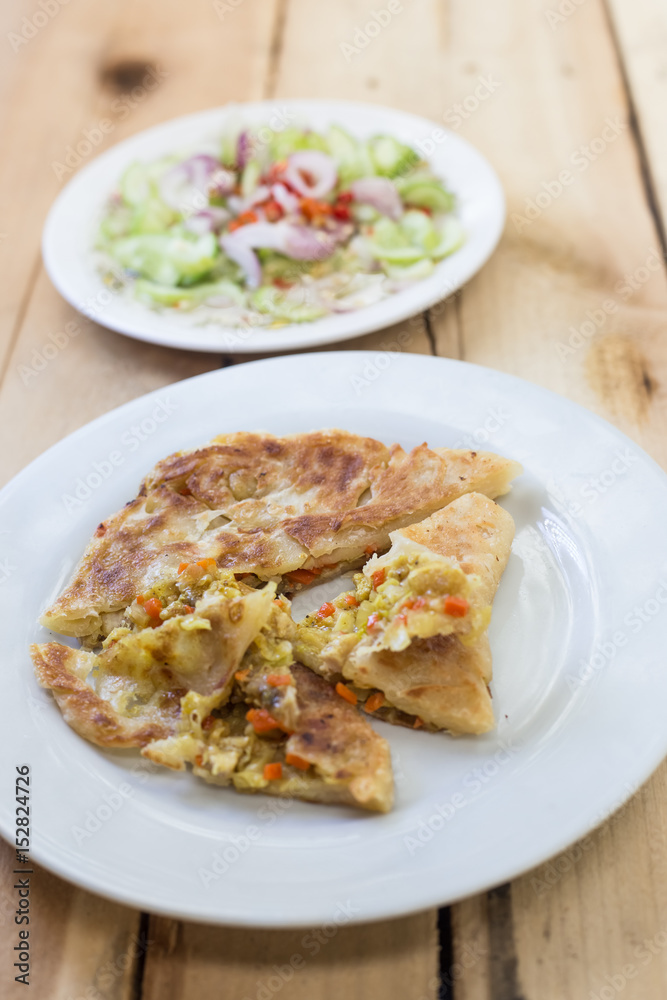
left=33, top=568, right=393, bottom=812
left=40, top=431, right=521, bottom=642
left=31, top=569, right=274, bottom=747
left=295, top=494, right=515, bottom=734
left=145, top=662, right=393, bottom=813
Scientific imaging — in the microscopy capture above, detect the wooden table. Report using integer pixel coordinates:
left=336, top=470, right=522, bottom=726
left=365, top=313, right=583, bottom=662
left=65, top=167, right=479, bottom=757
left=2, top=0, right=667, bottom=996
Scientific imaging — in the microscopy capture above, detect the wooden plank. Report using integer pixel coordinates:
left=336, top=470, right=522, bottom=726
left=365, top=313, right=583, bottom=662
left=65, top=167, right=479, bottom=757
left=0, top=0, right=119, bottom=373
left=422, top=1, right=667, bottom=998
left=0, top=1, right=279, bottom=997
left=141, top=911, right=438, bottom=1000
left=225, top=313, right=433, bottom=364
left=0, top=0, right=287, bottom=483
left=142, top=3, right=439, bottom=998
left=606, top=0, right=667, bottom=242
left=6, top=1, right=667, bottom=997
left=0, top=852, right=142, bottom=1000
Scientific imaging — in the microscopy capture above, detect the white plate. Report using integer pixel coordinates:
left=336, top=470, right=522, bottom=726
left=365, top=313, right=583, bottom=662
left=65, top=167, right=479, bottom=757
left=42, top=100, right=505, bottom=354
left=2, top=352, right=667, bottom=927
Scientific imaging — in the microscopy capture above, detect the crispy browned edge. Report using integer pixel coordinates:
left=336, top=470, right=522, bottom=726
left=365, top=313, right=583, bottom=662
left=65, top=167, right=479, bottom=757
left=30, top=643, right=178, bottom=747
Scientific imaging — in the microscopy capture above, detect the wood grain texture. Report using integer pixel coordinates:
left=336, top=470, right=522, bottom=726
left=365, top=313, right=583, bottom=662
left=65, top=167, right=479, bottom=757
left=0, top=852, right=143, bottom=1000
left=2, top=0, right=667, bottom=997
left=141, top=911, right=438, bottom=1000
left=424, top=1, right=667, bottom=998
left=606, top=0, right=667, bottom=244
left=0, top=1, right=275, bottom=997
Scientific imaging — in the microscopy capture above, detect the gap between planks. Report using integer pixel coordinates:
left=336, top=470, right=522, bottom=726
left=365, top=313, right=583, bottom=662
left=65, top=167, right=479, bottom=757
left=600, top=0, right=667, bottom=260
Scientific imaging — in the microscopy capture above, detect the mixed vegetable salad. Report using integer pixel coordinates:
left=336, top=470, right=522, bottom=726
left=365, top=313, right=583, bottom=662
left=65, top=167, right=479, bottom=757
left=98, top=122, right=464, bottom=327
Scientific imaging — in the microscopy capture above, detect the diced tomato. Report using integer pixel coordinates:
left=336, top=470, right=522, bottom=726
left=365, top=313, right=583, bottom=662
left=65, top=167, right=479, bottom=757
left=136, top=594, right=146, bottom=605
left=182, top=605, right=195, bottom=614
left=403, top=595, right=427, bottom=612
left=246, top=708, right=280, bottom=734
left=177, top=562, right=189, bottom=574
left=364, top=545, right=378, bottom=556
left=197, top=558, right=217, bottom=572
left=366, top=612, right=381, bottom=631
left=317, top=602, right=336, bottom=618
left=263, top=762, right=283, bottom=781
left=266, top=159, right=288, bottom=184
left=143, top=597, right=163, bottom=619
left=371, top=568, right=386, bottom=590
left=263, top=199, right=283, bottom=222
left=332, top=204, right=351, bottom=221
left=444, top=595, right=469, bottom=617
left=228, top=210, right=258, bottom=232
left=300, top=197, right=332, bottom=223
left=344, top=593, right=359, bottom=608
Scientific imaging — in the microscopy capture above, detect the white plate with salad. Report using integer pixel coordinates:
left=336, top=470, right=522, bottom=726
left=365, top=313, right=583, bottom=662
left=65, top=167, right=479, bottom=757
left=42, top=100, right=505, bottom=354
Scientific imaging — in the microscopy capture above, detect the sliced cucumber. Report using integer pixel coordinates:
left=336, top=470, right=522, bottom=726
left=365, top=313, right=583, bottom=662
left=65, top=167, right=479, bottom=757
left=353, top=204, right=380, bottom=224
left=120, top=163, right=152, bottom=207
left=99, top=208, right=132, bottom=242
left=368, top=244, right=427, bottom=265
left=327, top=125, right=359, bottom=165
left=128, top=198, right=176, bottom=235
left=400, top=210, right=439, bottom=252
left=251, top=285, right=327, bottom=322
left=221, top=116, right=243, bottom=167
left=326, top=125, right=374, bottom=184
left=111, top=232, right=218, bottom=286
left=431, top=218, right=465, bottom=259
left=395, top=175, right=455, bottom=212
left=240, top=159, right=261, bottom=199
left=369, top=135, right=419, bottom=178
left=384, top=259, right=435, bottom=281
left=370, top=217, right=404, bottom=247
left=269, top=127, right=328, bottom=161
left=135, top=278, right=246, bottom=308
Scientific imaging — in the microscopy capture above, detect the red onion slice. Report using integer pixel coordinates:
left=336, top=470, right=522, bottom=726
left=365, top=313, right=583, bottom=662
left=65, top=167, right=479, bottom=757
left=184, top=207, right=230, bottom=235
left=209, top=168, right=236, bottom=198
left=220, top=219, right=340, bottom=277
left=350, top=177, right=403, bottom=220
left=282, top=224, right=338, bottom=260
left=284, top=151, right=337, bottom=199
left=236, top=131, right=253, bottom=169
left=271, top=183, right=300, bottom=214
left=220, top=233, right=262, bottom=288
left=159, top=154, right=223, bottom=212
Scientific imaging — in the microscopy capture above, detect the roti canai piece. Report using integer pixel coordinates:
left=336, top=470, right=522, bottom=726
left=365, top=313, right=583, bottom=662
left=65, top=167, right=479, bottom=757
left=295, top=493, right=515, bottom=735
left=32, top=565, right=393, bottom=812
left=31, top=564, right=275, bottom=748
left=40, top=430, right=522, bottom=644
